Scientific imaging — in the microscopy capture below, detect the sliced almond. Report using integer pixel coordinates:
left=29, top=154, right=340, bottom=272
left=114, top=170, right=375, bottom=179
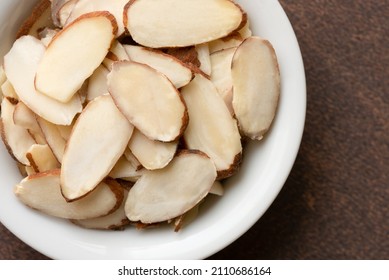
left=128, top=129, right=178, bottom=170
left=26, top=144, right=60, bottom=173
left=59, top=1, right=79, bottom=27
left=16, top=0, right=54, bottom=39
left=124, top=0, right=245, bottom=48
left=0, top=67, right=6, bottom=83
left=85, top=64, right=109, bottom=101
left=123, top=45, right=193, bottom=88
left=56, top=124, right=73, bottom=142
left=109, top=41, right=129, bottom=61
left=165, top=47, right=201, bottom=70
left=36, top=116, right=67, bottom=163
left=1, top=80, right=19, bottom=104
left=238, top=20, right=252, bottom=39
left=13, top=102, right=41, bottom=133
left=109, top=156, right=144, bottom=180
left=17, top=162, right=28, bottom=177
left=61, top=94, right=134, bottom=202
left=13, top=104, right=49, bottom=146
left=29, top=131, right=47, bottom=146
left=108, top=61, right=188, bottom=142
left=125, top=150, right=217, bottom=224
left=52, top=0, right=79, bottom=27
left=0, top=67, right=5, bottom=103
left=26, top=166, right=37, bottom=176
left=77, top=79, right=89, bottom=105
left=173, top=204, right=199, bottom=232
left=3, top=36, right=82, bottom=125
left=231, top=37, right=280, bottom=140
left=182, top=74, right=242, bottom=178
left=115, top=179, right=135, bottom=191
left=0, top=66, right=6, bottom=88
left=102, top=51, right=119, bottom=70
left=99, top=42, right=129, bottom=74
left=210, top=47, right=237, bottom=114
left=0, top=98, right=36, bottom=165
left=14, top=170, right=124, bottom=220
left=209, top=181, right=224, bottom=196
left=123, top=148, right=142, bottom=171
left=65, top=0, right=128, bottom=36
left=209, top=32, right=243, bottom=54
left=39, top=27, right=59, bottom=46
left=195, top=44, right=212, bottom=76
left=71, top=187, right=130, bottom=230
left=35, top=12, right=117, bottom=103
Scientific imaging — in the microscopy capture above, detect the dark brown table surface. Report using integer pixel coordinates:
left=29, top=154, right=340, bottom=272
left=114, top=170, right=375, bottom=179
left=1, top=0, right=388, bottom=260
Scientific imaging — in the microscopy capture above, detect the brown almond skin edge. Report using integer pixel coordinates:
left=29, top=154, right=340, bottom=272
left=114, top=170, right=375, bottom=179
left=123, top=0, right=247, bottom=47
left=46, top=11, right=119, bottom=49
left=216, top=152, right=242, bottom=180
left=16, top=0, right=52, bottom=39
left=0, top=118, right=20, bottom=163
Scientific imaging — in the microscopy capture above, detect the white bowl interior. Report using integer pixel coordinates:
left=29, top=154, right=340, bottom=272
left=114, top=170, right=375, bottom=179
left=0, top=0, right=306, bottom=259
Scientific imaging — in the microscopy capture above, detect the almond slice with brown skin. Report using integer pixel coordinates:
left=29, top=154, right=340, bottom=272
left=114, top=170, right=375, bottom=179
left=16, top=163, right=35, bottom=176
left=36, top=116, right=67, bottom=163
left=125, top=150, right=217, bottom=224
left=50, top=0, right=77, bottom=27
left=13, top=102, right=41, bottom=133
left=78, top=79, right=89, bottom=105
left=71, top=187, right=130, bottom=230
left=29, top=131, right=47, bottom=146
left=0, top=68, right=7, bottom=102
left=209, top=32, right=243, bottom=54
left=26, top=144, right=60, bottom=173
left=165, top=47, right=201, bottom=71
left=231, top=36, right=280, bottom=140
left=182, top=74, right=242, bottom=179
left=108, top=156, right=144, bottom=180
left=14, top=170, right=124, bottom=220
left=13, top=103, right=47, bottom=145
left=108, top=61, right=188, bottom=142
left=0, top=98, right=36, bottom=165
left=56, top=124, right=73, bottom=142
left=39, top=28, right=59, bottom=47
left=65, top=0, right=128, bottom=37
left=210, top=47, right=237, bottom=115
left=61, top=94, right=134, bottom=202
left=123, top=148, right=142, bottom=171
left=86, top=64, right=109, bottom=101
left=102, top=51, right=120, bottom=70
left=173, top=204, right=199, bottom=232
left=3, top=36, right=82, bottom=125
left=35, top=12, right=117, bottom=103
left=17, top=163, right=28, bottom=177
left=124, top=0, right=245, bottom=48
left=1, top=80, right=19, bottom=105
left=238, top=21, right=252, bottom=39
left=16, top=0, right=54, bottom=39
left=195, top=44, right=212, bottom=76
left=109, top=41, right=129, bottom=61
left=0, top=66, right=6, bottom=87
left=209, top=181, right=224, bottom=196
left=52, top=0, right=79, bottom=27
left=123, top=45, right=193, bottom=88
left=128, top=129, right=178, bottom=170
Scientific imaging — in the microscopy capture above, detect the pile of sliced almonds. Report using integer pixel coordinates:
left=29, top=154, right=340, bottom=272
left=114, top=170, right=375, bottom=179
left=0, top=0, right=280, bottom=231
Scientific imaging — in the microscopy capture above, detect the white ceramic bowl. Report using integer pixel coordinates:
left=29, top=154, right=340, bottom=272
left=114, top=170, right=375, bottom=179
left=0, top=0, right=306, bottom=259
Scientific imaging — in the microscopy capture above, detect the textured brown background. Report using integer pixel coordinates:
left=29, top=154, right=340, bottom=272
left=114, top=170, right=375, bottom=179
left=0, top=0, right=388, bottom=259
